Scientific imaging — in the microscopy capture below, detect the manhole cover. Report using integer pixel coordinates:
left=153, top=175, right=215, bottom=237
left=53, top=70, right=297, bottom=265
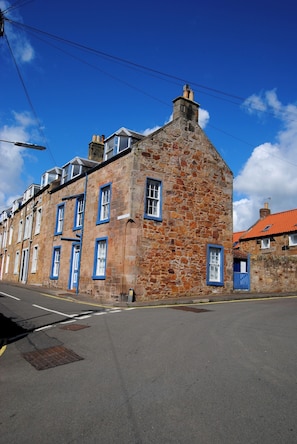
left=60, top=324, right=89, bottom=331
left=22, top=345, right=83, bottom=370
left=170, top=306, right=210, bottom=313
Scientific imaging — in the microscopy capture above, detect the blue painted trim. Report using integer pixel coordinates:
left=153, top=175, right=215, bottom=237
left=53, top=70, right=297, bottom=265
left=206, top=244, right=224, bottom=286
left=73, top=196, right=84, bottom=231
left=92, top=237, right=108, bottom=280
left=144, top=177, right=163, bottom=222
left=68, top=242, right=80, bottom=290
left=54, top=203, right=65, bottom=235
left=96, top=183, right=112, bottom=225
left=50, top=246, right=61, bottom=280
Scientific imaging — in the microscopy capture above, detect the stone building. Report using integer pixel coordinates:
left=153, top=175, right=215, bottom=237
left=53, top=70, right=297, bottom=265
left=0, top=86, right=234, bottom=302
left=234, top=204, right=297, bottom=293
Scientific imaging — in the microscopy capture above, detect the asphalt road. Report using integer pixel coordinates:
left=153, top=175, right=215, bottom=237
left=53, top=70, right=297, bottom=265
left=0, top=283, right=296, bottom=444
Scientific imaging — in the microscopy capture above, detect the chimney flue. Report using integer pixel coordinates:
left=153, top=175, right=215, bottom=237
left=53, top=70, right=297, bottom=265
left=260, top=202, right=271, bottom=219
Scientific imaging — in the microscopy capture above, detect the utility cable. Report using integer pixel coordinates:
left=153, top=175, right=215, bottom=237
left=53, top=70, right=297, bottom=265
left=4, top=33, right=56, bottom=165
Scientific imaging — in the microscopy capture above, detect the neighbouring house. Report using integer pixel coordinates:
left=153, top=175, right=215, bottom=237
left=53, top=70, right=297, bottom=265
left=234, top=203, right=297, bottom=293
left=0, top=86, right=234, bottom=302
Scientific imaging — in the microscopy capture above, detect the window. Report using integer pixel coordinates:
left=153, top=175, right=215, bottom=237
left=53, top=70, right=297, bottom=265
left=8, top=226, right=13, bottom=245
left=50, top=246, right=61, bottom=279
left=61, top=163, right=84, bottom=184
left=55, top=204, right=65, bottom=235
left=93, top=238, right=107, bottom=279
left=5, top=255, right=10, bottom=274
left=17, top=220, right=23, bottom=242
left=31, top=245, right=38, bottom=273
left=35, top=207, right=42, bottom=234
left=144, top=178, right=162, bottom=221
left=97, top=184, right=111, bottom=224
left=24, top=213, right=33, bottom=240
left=104, top=135, right=130, bottom=160
left=207, top=244, right=224, bottom=286
left=2, top=230, right=7, bottom=248
left=14, top=251, right=20, bottom=274
left=74, top=197, right=84, bottom=229
left=289, top=233, right=297, bottom=246
left=261, top=238, right=270, bottom=249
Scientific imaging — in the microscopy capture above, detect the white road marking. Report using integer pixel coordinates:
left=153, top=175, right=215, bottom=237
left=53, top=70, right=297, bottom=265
left=0, top=291, right=20, bottom=301
left=32, top=304, right=76, bottom=318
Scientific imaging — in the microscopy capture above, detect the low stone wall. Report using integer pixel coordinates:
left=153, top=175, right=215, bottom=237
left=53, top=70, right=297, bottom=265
left=250, top=255, right=297, bottom=293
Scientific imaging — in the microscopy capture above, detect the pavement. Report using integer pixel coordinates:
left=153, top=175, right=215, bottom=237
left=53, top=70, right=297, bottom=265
left=2, top=279, right=297, bottom=308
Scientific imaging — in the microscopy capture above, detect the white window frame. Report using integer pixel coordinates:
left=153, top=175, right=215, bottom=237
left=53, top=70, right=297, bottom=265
left=261, top=238, right=270, bottom=249
left=8, top=226, right=13, bottom=245
left=31, top=245, right=38, bottom=273
left=24, top=213, right=33, bottom=240
left=55, top=203, right=65, bottom=235
left=289, top=233, right=297, bottom=246
left=17, top=220, right=24, bottom=242
left=74, top=197, right=84, bottom=229
left=144, top=178, right=162, bottom=221
left=2, top=230, right=8, bottom=248
left=35, top=207, right=42, bottom=235
left=93, top=238, right=107, bottom=279
left=5, top=254, right=10, bottom=274
left=51, top=246, right=61, bottom=279
left=207, top=244, right=224, bottom=286
left=14, top=251, right=20, bottom=274
left=97, top=184, right=111, bottom=224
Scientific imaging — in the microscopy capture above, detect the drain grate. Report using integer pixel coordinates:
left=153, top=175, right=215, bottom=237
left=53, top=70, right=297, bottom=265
left=22, top=345, right=83, bottom=370
left=170, top=306, right=210, bottom=313
left=60, top=323, right=89, bottom=331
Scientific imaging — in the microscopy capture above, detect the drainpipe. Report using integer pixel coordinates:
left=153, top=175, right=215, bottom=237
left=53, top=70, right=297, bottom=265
left=75, top=173, right=88, bottom=294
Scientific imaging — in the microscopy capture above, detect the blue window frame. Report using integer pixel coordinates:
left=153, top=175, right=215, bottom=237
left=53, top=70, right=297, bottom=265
left=92, top=237, right=108, bottom=279
left=73, top=196, right=84, bottom=230
left=97, top=183, right=111, bottom=224
left=144, top=178, right=162, bottom=221
left=206, top=244, right=224, bottom=286
left=50, top=246, right=61, bottom=280
left=55, top=203, right=65, bottom=235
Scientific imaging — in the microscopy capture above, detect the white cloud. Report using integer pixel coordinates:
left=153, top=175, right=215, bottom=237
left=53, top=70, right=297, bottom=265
left=0, top=112, right=38, bottom=211
left=198, top=108, right=210, bottom=129
left=234, top=90, right=297, bottom=232
left=0, top=0, right=35, bottom=64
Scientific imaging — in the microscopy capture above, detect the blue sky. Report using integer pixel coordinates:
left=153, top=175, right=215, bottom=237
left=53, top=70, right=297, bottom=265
left=0, top=0, right=297, bottom=231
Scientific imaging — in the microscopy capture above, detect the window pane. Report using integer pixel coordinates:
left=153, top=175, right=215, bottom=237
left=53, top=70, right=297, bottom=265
left=146, top=179, right=161, bottom=218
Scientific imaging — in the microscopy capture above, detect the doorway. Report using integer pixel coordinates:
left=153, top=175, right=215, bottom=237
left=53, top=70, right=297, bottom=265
left=69, top=243, right=80, bottom=291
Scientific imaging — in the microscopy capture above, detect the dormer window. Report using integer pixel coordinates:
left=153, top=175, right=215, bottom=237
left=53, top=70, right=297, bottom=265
left=104, top=135, right=130, bottom=160
left=103, top=128, right=144, bottom=161
left=62, top=163, right=82, bottom=184
left=61, top=158, right=98, bottom=185
left=22, top=184, right=41, bottom=205
left=41, top=168, right=62, bottom=188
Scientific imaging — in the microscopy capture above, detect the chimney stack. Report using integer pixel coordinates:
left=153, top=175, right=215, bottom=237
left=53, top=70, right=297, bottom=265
left=172, top=85, right=199, bottom=124
left=259, top=202, right=271, bottom=219
left=88, top=135, right=105, bottom=162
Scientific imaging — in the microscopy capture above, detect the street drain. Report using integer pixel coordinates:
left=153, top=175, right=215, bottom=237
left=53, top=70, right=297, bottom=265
left=22, top=345, right=83, bottom=370
left=170, top=306, right=210, bottom=313
left=60, top=324, right=89, bottom=331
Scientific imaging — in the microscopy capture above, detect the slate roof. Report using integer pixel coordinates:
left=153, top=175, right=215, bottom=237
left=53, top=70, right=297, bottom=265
left=239, top=208, right=297, bottom=240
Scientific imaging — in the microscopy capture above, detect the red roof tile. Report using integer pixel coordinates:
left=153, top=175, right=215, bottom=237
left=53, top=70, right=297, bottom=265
left=240, top=208, right=297, bottom=240
left=233, top=231, right=245, bottom=244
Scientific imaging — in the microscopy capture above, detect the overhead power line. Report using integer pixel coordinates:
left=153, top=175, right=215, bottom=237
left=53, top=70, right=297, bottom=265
left=5, top=18, right=246, bottom=105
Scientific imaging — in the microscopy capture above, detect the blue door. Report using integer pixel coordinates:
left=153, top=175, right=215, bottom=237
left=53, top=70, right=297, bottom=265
left=233, top=256, right=250, bottom=290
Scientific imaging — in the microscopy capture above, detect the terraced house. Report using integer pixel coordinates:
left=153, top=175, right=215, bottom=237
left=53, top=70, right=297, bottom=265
left=234, top=204, right=297, bottom=293
left=0, top=86, right=234, bottom=302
